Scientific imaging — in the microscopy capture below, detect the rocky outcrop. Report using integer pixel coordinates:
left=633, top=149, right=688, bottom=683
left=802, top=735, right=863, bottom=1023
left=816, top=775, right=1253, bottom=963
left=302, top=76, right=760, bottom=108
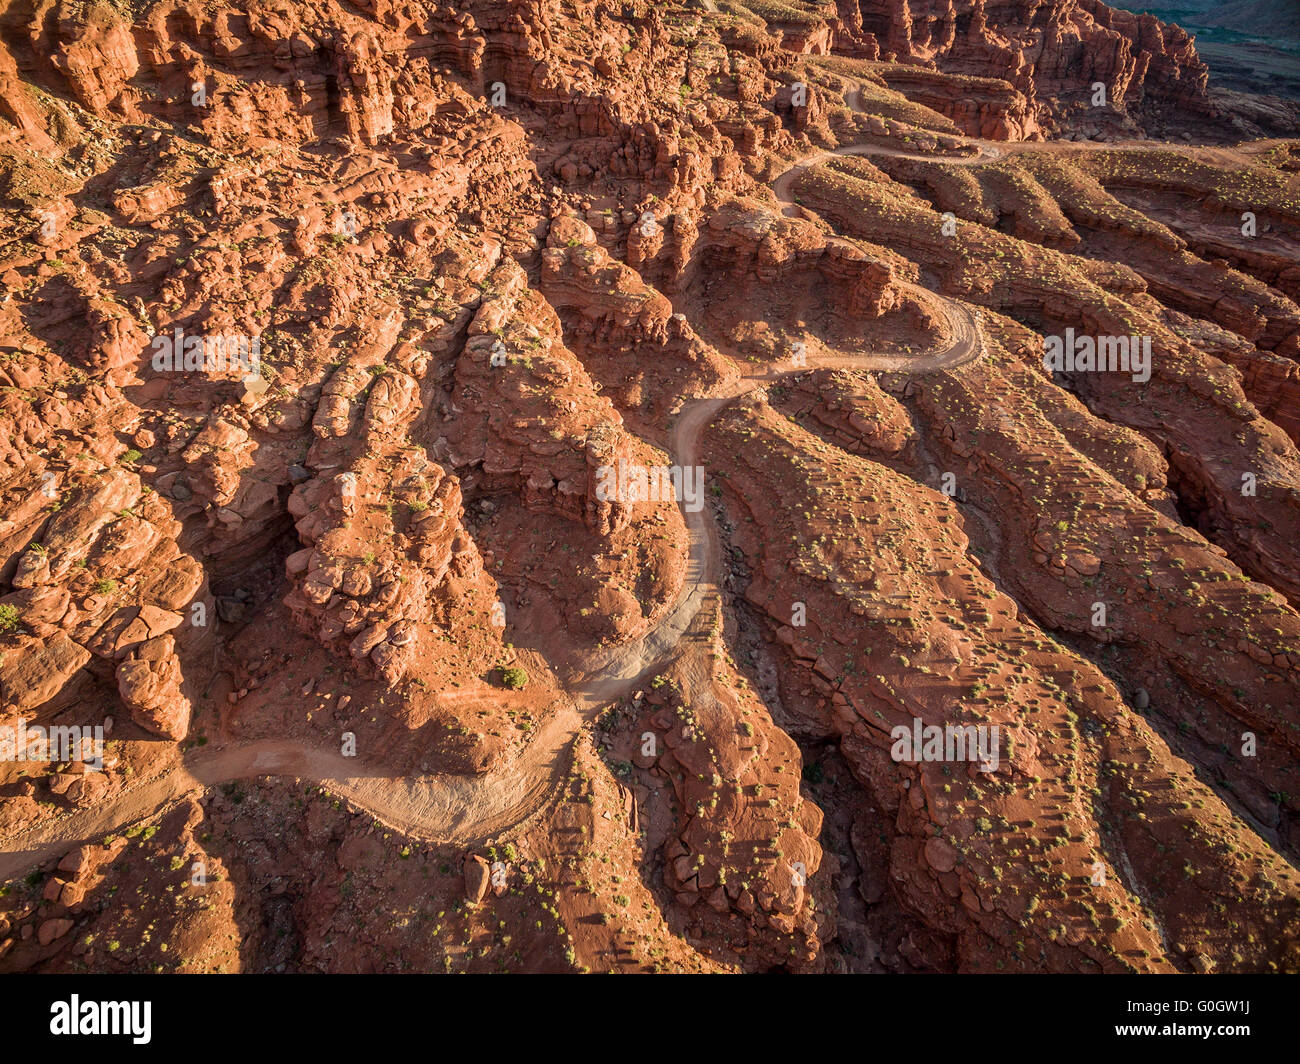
left=0, top=449, right=205, bottom=739
left=875, top=64, right=1042, bottom=140
left=836, top=0, right=1212, bottom=135
left=602, top=648, right=829, bottom=969
left=705, top=390, right=1300, bottom=972
left=2, top=0, right=1297, bottom=978
left=445, top=256, right=640, bottom=539
left=283, top=311, right=487, bottom=685
left=681, top=199, right=914, bottom=326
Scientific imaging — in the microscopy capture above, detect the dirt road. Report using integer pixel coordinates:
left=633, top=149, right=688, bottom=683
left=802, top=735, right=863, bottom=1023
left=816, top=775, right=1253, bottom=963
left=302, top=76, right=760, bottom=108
left=0, top=121, right=987, bottom=881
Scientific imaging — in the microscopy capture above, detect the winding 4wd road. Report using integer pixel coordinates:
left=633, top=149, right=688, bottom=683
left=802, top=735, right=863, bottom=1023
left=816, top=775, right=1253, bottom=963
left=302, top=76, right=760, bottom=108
left=0, top=129, right=987, bottom=882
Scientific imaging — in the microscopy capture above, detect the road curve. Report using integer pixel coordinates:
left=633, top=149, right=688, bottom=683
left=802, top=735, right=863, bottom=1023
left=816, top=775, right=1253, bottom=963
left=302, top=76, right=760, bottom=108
left=0, top=132, right=987, bottom=881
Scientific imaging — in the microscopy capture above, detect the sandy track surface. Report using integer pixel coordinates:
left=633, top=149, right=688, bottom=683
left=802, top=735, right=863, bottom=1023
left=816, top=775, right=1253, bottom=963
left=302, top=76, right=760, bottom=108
left=0, top=122, right=988, bottom=879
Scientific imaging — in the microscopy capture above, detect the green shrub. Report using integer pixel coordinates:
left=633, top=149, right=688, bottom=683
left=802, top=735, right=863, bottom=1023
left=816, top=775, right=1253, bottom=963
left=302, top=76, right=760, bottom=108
left=499, top=667, right=528, bottom=690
